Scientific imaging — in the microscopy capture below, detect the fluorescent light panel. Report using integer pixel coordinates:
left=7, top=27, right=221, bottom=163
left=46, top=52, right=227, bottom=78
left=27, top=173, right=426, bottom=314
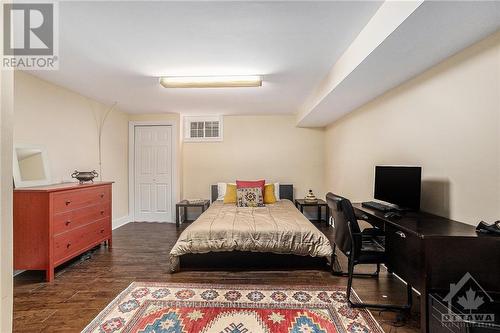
left=159, top=75, right=262, bottom=88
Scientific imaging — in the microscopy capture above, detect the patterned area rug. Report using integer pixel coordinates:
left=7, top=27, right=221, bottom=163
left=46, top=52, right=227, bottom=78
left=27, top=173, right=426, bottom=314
left=82, top=282, right=383, bottom=333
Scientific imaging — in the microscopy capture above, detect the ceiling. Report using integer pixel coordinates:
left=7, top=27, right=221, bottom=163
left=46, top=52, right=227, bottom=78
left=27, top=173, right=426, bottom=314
left=297, top=1, right=500, bottom=127
left=26, top=1, right=382, bottom=115
left=25, top=1, right=500, bottom=126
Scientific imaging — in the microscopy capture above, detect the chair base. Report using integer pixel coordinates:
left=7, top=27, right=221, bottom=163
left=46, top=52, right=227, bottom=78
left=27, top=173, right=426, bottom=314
left=348, top=299, right=412, bottom=311
left=332, top=264, right=380, bottom=277
left=332, top=253, right=380, bottom=277
left=347, top=279, right=413, bottom=311
left=346, top=259, right=413, bottom=311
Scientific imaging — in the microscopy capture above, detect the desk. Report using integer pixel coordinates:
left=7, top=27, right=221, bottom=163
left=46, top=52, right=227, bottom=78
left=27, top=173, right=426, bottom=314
left=351, top=203, right=500, bottom=332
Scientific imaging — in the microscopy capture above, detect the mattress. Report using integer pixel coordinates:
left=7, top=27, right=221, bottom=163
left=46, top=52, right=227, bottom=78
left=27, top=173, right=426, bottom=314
left=169, top=199, right=333, bottom=272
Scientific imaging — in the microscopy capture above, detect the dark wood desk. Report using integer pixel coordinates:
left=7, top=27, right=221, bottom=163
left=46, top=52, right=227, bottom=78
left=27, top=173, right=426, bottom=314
left=352, top=203, right=500, bottom=333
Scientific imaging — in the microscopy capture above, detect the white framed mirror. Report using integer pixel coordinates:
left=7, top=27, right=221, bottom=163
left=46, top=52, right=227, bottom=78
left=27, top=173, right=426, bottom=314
left=13, top=144, right=52, bottom=188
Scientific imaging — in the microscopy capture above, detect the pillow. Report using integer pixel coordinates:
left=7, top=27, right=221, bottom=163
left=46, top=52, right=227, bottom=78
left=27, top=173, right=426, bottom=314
left=217, top=183, right=227, bottom=201
left=265, top=182, right=280, bottom=200
left=237, top=187, right=264, bottom=207
left=263, top=184, right=276, bottom=204
left=236, top=180, right=265, bottom=194
left=217, top=182, right=235, bottom=201
left=223, top=184, right=237, bottom=204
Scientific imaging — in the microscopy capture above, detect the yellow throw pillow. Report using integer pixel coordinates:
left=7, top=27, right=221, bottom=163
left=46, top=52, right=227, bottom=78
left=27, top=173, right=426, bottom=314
left=223, top=184, right=237, bottom=204
left=263, top=184, right=277, bottom=204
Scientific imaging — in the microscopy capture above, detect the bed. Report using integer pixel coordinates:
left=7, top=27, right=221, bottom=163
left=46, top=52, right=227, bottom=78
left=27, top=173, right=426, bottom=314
left=169, top=184, right=333, bottom=272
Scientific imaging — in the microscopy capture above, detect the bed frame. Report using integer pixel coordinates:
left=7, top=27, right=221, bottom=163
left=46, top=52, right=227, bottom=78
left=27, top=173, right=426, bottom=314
left=210, top=183, right=294, bottom=203
left=177, top=184, right=331, bottom=272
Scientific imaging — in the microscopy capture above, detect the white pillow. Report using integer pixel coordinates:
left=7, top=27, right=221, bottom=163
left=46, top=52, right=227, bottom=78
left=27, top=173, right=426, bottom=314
left=274, top=182, right=280, bottom=200
left=217, top=183, right=227, bottom=201
left=217, top=182, right=236, bottom=201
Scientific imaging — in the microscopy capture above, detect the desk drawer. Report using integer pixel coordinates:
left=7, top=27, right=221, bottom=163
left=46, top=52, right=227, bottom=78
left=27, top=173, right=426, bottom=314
left=386, top=225, right=423, bottom=289
left=53, top=203, right=110, bottom=235
left=52, top=186, right=111, bottom=214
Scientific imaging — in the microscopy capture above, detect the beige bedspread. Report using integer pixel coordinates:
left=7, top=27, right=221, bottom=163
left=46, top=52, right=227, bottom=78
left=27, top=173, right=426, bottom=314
left=169, top=199, right=333, bottom=272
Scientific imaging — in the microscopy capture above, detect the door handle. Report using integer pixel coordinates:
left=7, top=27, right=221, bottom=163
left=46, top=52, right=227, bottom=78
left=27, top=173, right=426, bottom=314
left=396, top=231, right=406, bottom=238
left=65, top=200, right=71, bottom=206
left=65, top=220, right=71, bottom=226
left=66, top=242, right=71, bottom=248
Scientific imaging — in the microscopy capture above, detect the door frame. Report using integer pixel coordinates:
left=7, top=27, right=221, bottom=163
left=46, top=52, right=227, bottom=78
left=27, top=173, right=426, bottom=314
left=128, top=121, right=179, bottom=223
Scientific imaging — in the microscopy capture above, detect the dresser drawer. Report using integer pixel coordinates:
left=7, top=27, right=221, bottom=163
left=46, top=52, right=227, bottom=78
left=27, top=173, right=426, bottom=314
left=52, top=185, right=111, bottom=213
left=53, top=203, right=110, bottom=235
left=53, top=218, right=111, bottom=264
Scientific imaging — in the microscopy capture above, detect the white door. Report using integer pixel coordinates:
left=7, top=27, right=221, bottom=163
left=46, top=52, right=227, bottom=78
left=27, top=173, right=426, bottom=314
left=134, top=125, right=173, bottom=222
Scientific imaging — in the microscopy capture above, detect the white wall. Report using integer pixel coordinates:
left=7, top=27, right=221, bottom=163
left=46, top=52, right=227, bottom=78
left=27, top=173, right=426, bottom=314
left=13, top=72, right=130, bottom=225
left=183, top=115, right=325, bottom=201
left=325, top=31, right=500, bottom=225
left=1, top=68, right=14, bottom=332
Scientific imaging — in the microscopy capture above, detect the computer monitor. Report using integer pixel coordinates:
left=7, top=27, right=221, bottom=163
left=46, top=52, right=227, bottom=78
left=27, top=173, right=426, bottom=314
left=374, top=166, right=422, bottom=210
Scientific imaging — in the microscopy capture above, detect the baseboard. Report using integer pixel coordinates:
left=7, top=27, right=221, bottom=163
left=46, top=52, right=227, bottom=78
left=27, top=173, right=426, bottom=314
left=113, top=215, right=131, bottom=230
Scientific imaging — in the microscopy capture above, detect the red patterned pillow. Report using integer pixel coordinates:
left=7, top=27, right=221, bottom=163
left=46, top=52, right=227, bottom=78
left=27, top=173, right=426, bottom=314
left=236, top=180, right=265, bottom=194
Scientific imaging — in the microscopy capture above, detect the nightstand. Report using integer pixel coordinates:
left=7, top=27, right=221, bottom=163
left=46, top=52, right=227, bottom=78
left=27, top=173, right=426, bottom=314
left=175, top=200, right=210, bottom=227
left=294, top=199, right=329, bottom=227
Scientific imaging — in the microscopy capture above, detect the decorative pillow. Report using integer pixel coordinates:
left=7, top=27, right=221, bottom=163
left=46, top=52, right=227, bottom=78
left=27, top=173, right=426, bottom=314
left=236, top=180, right=265, bottom=194
left=237, top=187, right=264, bottom=207
left=223, top=184, right=237, bottom=204
left=217, top=182, right=235, bottom=201
left=263, top=184, right=277, bottom=204
left=265, top=182, right=280, bottom=200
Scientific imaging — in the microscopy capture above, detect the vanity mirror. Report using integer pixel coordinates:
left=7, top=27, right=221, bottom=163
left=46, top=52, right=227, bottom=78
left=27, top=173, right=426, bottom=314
left=13, top=144, right=52, bottom=188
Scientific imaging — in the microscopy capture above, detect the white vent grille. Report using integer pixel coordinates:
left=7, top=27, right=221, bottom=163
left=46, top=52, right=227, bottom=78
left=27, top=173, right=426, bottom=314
left=184, top=116, right=223, bottom=142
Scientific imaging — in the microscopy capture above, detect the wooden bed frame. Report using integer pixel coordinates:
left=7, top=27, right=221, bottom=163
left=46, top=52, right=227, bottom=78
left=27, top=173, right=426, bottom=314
left=177, top=184, right=331, bottom=272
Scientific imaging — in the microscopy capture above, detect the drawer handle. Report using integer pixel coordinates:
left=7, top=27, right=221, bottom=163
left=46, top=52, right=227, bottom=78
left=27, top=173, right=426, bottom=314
left=396, top=231, right=406, bottom=238
left=65, top=200, right=71, bottom=206
left=100, top=210, right=105, bottom=215
left=100, top=193, right=104, bottom=198
left=100, top=229, right=105, bottom=233
left=65, top=220, right=71, bottom=226
left=66, top=242, right=71, bottom=248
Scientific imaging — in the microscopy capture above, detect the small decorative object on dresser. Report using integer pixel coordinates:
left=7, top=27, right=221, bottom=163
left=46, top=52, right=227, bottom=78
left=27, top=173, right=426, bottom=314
left=71, top=170, right=99, bottom=183
left=304, top=189, right=318, bottom=203
left=175, top=199, right=210, bottom=227
left=14, top=181, right=113, bottom=282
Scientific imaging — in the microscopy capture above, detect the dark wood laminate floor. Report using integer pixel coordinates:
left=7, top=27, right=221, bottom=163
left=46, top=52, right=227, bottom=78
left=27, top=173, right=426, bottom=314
left=14, top=222, right=420, bottom=332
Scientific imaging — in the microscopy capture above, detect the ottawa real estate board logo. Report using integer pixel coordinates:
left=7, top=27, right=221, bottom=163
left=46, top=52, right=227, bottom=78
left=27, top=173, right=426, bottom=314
left=442, top=272, right=495, bottom=328
left=3, top=2, right=58, bottom=70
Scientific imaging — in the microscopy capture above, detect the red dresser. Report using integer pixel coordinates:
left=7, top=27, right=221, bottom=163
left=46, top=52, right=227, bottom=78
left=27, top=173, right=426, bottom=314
left=14, top=182, right=113, bottom=282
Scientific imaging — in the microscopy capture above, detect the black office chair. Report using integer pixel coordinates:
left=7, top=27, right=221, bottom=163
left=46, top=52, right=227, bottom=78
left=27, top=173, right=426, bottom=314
left=326, top=192, right=412, bottom=310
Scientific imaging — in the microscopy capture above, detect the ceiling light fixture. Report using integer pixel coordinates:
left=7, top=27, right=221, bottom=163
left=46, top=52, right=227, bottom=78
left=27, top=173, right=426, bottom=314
left=159, top=75, right=262, bottom=88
